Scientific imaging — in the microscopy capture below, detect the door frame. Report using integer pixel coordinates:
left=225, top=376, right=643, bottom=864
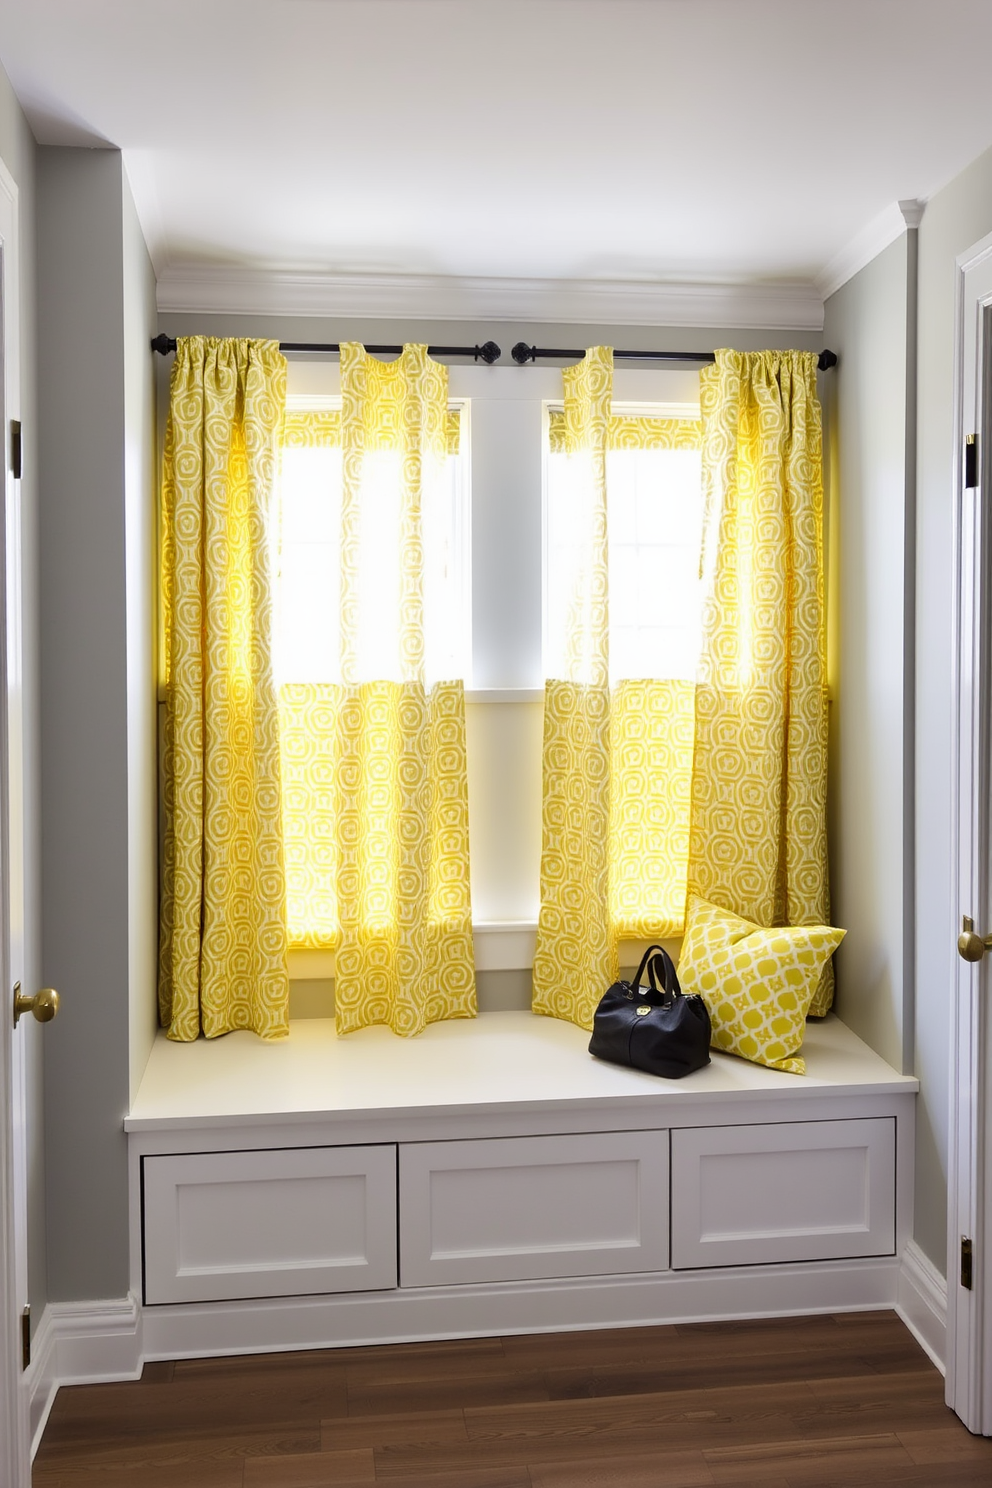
left=948, top=229, right=992, bottom=1434
left=0, top=151, right=27, bottom=1484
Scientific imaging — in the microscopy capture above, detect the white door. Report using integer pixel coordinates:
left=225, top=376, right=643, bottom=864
left=948, top=232, right=992, bottom=1435
left=0, top=156, right=30, bottom=1487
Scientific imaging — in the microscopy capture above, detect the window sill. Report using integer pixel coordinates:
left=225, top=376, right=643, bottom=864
left=288, top=924, right=683, bottom=980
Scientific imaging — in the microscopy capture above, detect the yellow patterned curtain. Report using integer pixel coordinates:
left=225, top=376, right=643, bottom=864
left=280, top=345, right=475, bottom=1036
left=159, top=337, right=289, bottom=1041
left=532, top=348, right=616, bottom=1027
left=688, top=349, right=833, bottom=1015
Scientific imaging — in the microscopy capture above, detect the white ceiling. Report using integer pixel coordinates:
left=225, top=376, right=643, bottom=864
left=2, top=0, right=992, bottom=309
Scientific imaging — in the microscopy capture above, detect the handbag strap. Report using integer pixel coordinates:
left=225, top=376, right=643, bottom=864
left=630, top=943, right=677, bottom=993
left=646, top=947, right=681, bottom=997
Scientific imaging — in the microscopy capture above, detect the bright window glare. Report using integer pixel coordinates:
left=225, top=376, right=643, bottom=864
left=545, top=433, right=704, bottom=684
left=274, top=412, right=470, bottom=686
left=274, top=445, right=341, bottom=684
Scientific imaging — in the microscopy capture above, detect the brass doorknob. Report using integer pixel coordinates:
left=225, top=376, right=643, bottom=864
left=12, top=983, right=60, bottom=1027
left=958, top=916, right=992, bottom=963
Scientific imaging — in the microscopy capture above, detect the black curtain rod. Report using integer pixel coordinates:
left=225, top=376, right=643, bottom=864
left=150, top=334, right=501, bottom=364
left=510, top=342, right=838, bottom=372
left=150, top=334, right=837, bottom=373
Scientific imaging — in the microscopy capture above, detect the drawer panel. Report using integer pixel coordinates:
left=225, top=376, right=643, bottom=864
left=671, top=1118, right=895, bottom=1269
left=399, top=1131, right=669, bottom=1286
left=143, top=1145, right=397, bottom=1303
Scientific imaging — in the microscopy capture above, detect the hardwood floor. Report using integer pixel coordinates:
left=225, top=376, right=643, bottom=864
left=32, top=1311, right=992, bottom=1487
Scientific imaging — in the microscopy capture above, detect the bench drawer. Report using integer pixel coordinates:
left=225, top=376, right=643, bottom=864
left=399, top=1130, right=669, bottom=1286
left=143, top=1145, right=397, bottom=1303
left=670, top=1118, right=895, bottom=1269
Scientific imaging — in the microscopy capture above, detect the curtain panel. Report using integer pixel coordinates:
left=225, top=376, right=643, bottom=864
left=688, top=349, right=833, bottom=1015
left=534, top=346, right=832, bottom=1029
left=159, top=337, right=290, bottom=1041
left=533, top=350, right=702, bottom=1028
left=278, top=344, right=476, bottom=1036
left=532, top=348, right=616, bottom=1028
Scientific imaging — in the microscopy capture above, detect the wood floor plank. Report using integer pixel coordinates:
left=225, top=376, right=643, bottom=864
left=347, top=1367, right=549, bottom=1417
left=319, top=1408, right=468, bottom=1452
left=543, top=1341, right=919, bottom=1401
left=529, top=1446, right=716, bottom=1486
left=464, top=1380, right=818, bottom=1443
left=250, top=1467, right=530, bottom=1488
left=898, top=1422, right=992, bottom=1464
left=242, top=1447, right=375, bottom=1485
left=32, top=1463, right=244, bottom=1488
left=371, top=1387, right=808, bottom=1476
left=704, top=1431, right=915, bottom=1482
left=344, top=1337, right=508, bottom=1386
left=138, top=1361, right=176, bottom=1385
left=34, top=1431, right=321, bottom=1475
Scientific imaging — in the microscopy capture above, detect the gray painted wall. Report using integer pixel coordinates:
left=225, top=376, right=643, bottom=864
left=823, top=236, right=909, bottom=1073
left=122, top=179, right=159, bottom=1107
left=0, top=60, right=46, bottom=1334
left=38, top=147, right=156, bottom=1301
left=822, top=140, right=992, bottom=1279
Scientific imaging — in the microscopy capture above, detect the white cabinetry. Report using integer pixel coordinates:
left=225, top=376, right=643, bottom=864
left=143, top=1145, right=397, bottom=1304
left=399, top=1131, right=669, bottom=1286
left=670, top=1118, right=895, bottom=1270
left=127, top=1012, right=918, bottom=1360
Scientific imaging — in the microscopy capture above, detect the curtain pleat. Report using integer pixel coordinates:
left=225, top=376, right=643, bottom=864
left=532, top=348, right=617, bottom=1028
left=159, top=336, right=289, bottom=1040
left=331, top=344, right=476, bottom=1035
left=688, top=349, right=833, bottom=1015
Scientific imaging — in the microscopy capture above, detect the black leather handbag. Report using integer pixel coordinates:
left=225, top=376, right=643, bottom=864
left=588, top=943, right=711, bottom=1079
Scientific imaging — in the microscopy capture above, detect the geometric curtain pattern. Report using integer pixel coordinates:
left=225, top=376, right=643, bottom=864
left=282, top=407, right=463, bottom=455
left=535, top=359, right=710, bottom=1029
left=279, top=347, right=475, bottom=1035
left=609, top=677, right=696, bottom=941
left=159, top=336, right=290, bottom=1041
left=533, top=348, right=615, bottom=1029
left=548, top=409, right=702, bottom=453
left=688, top=350, right=834, bottom=1016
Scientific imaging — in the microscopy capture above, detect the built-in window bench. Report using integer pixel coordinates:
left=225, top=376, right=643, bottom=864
left=126, top=1011, right=917, bottom=1362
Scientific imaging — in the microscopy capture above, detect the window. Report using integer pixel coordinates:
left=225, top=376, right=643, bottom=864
left=545, top=404, right=704, bottom=683
left=277, top=361, right=702, bottom=966
left=274, top=400, right=470, bottom=688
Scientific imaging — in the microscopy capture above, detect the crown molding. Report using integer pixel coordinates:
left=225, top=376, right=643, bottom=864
left=817, top=201, right=911, bottom=301
left=156, top=266, right=824, bottom=332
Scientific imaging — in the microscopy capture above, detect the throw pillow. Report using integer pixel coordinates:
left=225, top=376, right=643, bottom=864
left=677, top=894, right=845, bottom=1075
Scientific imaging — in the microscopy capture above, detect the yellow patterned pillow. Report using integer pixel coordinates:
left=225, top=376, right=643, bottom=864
left=677, top=895, right=845, bottom=1075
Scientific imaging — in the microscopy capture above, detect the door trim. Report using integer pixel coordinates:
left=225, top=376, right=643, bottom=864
left=948, top=228, right=992, bottom=1434
left=0, top=148, right=25, bottom=1485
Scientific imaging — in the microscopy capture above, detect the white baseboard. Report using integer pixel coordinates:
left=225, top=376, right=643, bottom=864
left=143, top=1255, right=900, bottom=1360
left=26, top=1295, right=142, bottom=1458
left=896, top=1239, right=947, bottom=1373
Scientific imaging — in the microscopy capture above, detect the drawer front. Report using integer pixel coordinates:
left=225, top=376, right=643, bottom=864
left=670, top=1117, right=895, bottom=1270
left=143, top=1145, right=397, bottom=1304
left=399, top=1131, right=669, bottom=1286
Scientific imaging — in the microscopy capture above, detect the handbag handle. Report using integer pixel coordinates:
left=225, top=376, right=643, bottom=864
left=629, top=943, right=680, bottom=996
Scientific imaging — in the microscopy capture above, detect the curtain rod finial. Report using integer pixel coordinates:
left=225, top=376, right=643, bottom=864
left=476, top=341, right=501, bottom=365
left=818, top=349, right=838, bottom=371
left=151, top=333, right=177, bottom=356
